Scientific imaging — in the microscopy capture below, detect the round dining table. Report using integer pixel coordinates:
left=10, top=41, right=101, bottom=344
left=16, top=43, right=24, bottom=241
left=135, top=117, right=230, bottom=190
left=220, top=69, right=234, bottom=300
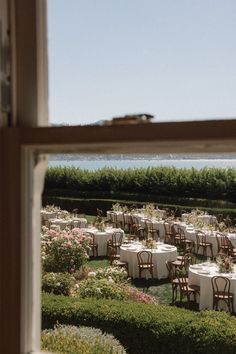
left=48, top=217, right=87, bottom=230
left=82, top=227, right=124, bottom=256
left=120, top=242, right=177, bottom=279
left=183, top=227, right=236, bottom=257
left=189, top=262, right=236, bottom=310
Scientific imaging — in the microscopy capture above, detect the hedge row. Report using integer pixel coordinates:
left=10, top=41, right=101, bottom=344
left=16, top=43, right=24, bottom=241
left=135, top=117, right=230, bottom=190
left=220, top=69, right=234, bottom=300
left=42, top=293, right=236, bottom=354
left=44, top=188, right=236, bottom=209
left=44, top=166, right=236, bottom=202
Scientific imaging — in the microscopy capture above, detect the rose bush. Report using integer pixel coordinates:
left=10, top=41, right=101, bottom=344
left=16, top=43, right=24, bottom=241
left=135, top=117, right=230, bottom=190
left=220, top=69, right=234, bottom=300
left=41, top=227, right=91, bottom=273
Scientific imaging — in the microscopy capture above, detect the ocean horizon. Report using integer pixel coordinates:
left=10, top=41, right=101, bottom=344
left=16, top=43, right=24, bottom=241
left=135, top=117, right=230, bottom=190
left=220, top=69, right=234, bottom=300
left=48, top=154, right=236, bottom=170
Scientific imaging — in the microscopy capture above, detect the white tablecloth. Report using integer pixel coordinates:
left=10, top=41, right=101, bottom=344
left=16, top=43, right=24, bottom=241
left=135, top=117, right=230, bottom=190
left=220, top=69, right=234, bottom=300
left=120, top=243, right=177, bottom=279
left=41, top=211, right=57, bottom=221
left=106, top=211, right=166, bottom=231
left=182, top=213, right=217, bottom=225
left=82, top=227, right=124, bottom=256
left=184, top=228, right=236, bottom=257
left=189, top=263, right=236, bottom=310
left=48, top=217, right=87, bottom=230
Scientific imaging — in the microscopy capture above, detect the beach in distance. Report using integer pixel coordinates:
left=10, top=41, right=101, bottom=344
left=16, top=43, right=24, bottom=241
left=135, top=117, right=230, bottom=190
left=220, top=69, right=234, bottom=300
left=49, top=153, right=236, bottom=170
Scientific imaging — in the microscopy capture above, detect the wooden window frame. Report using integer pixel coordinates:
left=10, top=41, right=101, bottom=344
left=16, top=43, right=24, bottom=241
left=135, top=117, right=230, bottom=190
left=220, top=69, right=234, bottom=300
left=0, top=1, right=236, bottom=353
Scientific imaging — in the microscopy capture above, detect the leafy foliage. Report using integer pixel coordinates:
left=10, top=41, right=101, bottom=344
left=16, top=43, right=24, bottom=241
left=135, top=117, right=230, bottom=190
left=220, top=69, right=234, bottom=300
left=42, top=272, right=76, bottom=296
left=42, top=294, right=236, bottom=354
left=42, top=324, right=127, bottom=354
left=44, top=166, right=236, bottom=202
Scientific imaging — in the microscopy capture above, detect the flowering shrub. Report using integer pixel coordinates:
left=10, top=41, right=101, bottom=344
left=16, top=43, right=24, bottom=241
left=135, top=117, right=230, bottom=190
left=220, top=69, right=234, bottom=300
left=88, top=266, right=128, bottom=283
left=77, top=278, right=156, bottom=304
left=42, top=325, right=127, bottom=354
left=41, top=227, right=91, bottom=273
left=78, top=278, right=126, bottom=300
left=42, top=272, right=76, bottom=296
left=125, top=287, right=157, bottom=304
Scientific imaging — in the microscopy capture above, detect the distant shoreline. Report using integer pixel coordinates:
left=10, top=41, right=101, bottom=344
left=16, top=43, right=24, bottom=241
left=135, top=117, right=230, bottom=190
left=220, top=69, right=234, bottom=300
left=49, top=153, right=236, bottom=161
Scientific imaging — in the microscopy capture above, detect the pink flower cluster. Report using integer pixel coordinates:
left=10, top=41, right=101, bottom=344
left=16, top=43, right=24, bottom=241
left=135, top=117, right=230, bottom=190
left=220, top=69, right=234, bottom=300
left=126, top=287, right=156, bottom=304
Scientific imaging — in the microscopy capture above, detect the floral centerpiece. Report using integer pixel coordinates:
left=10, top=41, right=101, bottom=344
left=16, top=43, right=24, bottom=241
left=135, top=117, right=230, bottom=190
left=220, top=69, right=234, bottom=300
left=93, top=216, right=106, bottom=231
left=112, top=203, right=128, bottom=213
left=216, top=255, right=234, bottom=273
left=143, top=238, right=156, bottom=250
left=43, top=204, right=60, bottom=212
left=143, top=203, right=156, bottom=218
left=112, top=203, right=122, bottom=212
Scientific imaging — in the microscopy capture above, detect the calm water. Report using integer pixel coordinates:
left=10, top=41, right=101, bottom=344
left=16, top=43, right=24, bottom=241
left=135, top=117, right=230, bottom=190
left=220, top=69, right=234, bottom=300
left=49, top=159, right=236, bottom=170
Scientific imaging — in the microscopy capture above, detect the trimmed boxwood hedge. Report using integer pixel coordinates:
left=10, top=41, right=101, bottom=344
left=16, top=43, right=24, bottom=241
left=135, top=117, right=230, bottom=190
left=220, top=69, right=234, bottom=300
left=42, top=293, right=236, bottom=354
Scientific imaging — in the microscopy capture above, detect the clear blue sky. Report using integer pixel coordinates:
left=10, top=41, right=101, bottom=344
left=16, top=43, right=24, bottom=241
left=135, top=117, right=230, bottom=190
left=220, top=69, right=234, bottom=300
left=48, top=0, right=236, bottom=125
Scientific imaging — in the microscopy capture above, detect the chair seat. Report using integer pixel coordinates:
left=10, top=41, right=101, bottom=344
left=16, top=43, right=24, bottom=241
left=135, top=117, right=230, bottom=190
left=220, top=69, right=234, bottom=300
left=187, top=284, right=200, bottom=292
left=172, top=277, right=188, bottom=285
left=171, top=260, right=182, bottom=267
left=199, top=242, right=212, bottom=246
left=113, top=260, right=128, bottom=268
left=177, top=255, right=184, bottom=261
left=214, top=291, right=234, bottom=299
left=138, top=263, right=154, bottom=269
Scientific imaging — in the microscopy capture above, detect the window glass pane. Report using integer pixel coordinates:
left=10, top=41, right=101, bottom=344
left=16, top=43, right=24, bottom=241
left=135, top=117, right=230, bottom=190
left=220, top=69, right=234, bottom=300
left=48, top=0, right=236, bottom=126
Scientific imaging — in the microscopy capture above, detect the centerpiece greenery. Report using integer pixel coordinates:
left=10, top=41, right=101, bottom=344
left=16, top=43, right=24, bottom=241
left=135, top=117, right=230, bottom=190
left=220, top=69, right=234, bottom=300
left=143, top=238, right=157, bottom=250
left=216, top=255, right=234, bottom=273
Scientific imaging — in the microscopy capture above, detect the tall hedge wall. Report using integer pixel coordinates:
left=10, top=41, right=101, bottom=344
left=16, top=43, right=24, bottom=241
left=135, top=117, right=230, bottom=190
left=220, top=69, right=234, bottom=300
left=44, top=166, right=236, bottom=202
left=42, top=293, right=236, bottom=354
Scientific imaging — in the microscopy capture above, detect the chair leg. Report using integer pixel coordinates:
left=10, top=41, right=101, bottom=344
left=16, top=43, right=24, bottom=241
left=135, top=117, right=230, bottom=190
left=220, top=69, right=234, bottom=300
left=172, top=284, right=178, bottom=304
left=210, top=245, right=213, bottom=258
left=231, top=299, right=234, bottom=314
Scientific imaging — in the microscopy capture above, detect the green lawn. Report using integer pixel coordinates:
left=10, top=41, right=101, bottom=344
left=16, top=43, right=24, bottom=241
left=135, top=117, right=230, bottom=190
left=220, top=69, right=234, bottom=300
left=88, top=257, right=180, bottom=305
left=86, top=214, right=206, bottom=307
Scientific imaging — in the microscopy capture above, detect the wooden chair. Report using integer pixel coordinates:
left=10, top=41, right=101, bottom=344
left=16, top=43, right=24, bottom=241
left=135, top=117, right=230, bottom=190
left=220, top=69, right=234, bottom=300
left=166, top=260, right=188, bottom=304
left=163, top=222, right=175, bottom=244
left=225, top=238, right=236, bottom=258
left=211, top=276, right=234, bottom=314
left=177, top=245, right=195, bottom=261
left=132, top=217, right=147, bottom=240
left=107, top=245, right=128, bottom=272
left=122, top=213, right=130, bottom=232
left=195, top=230, right=213, bottom=258
left=110, top=212, right=122, bottom=228
left=107, top=231, right=123, bottom=254
left=216, top=233, right=231, bottom=255
left=145, top=220, right=159, bottom=241
left=176, top=272, right=200, bottom=307
left=112, top=231, right=123, bottom=248
left=137, top=251, right=154, bottom=279
left=176, top=227, right=195, bottom=250
left=172, top=252, right=195, bottom=273
left=84, top=231, right=98, bottom=257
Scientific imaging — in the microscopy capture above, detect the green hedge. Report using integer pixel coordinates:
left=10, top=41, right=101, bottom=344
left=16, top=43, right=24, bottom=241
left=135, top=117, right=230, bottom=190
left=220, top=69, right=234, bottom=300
left=42, top=293, right=236, bottom=354
left=44, top=188, right=236, bottom=209
left=44, top=166, right=236, bottom=202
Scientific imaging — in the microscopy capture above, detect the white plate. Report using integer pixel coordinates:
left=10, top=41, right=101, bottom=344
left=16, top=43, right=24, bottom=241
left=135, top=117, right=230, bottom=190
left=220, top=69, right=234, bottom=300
left=198, top=270, right=210, bottom=275
left=162, top=247, right=174, bottom=251
left=190, top=265, right=203, bottom=270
